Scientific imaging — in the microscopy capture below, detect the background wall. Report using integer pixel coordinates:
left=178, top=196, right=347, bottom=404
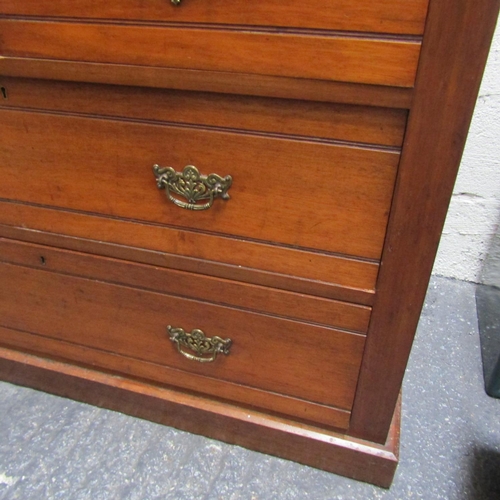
left=433, top=19, right=500, bottom=286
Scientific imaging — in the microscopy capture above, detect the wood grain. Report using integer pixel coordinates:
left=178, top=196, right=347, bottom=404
left=0, top=0, right=429, bottom=35
left=0, top=220, right=377, bottom=305
left=0, top=346, right=400, bottom=487
left=0, top=237, right=371, bottom=333
left=349, top=0, right=500, bottom=444
left=0, top=262, right=366, bottom=411
left=0, top=77, right=408, bottom=147
left=0, top=19, right=421, bottom=87
left=0, top=109, right=399, bottom=259
left=0, top=0, right=496, bottom=484
left=0, top=58, right=414, bottom=109
left=0, top=326, right=350, bottom=429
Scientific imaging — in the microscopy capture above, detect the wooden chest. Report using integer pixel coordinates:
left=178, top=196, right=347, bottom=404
left=0, top=0, right=498, bottom=487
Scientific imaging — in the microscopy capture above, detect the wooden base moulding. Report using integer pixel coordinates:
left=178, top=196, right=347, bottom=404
left=0, top=346, right=400, bottom=488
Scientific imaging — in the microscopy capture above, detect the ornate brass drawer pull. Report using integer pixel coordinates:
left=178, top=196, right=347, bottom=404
left=167, top=325, right=232, bottom=363
left=153, top=164, right=232, bottom=211
left=171, top=0, right=182, bottom=5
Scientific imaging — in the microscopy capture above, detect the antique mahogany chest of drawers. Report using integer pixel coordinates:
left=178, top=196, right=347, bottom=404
left=0, top=0, right=498, bottom=487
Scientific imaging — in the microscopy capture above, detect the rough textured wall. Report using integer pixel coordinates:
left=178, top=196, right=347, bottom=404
left=433, top=19, right=500, bottom=284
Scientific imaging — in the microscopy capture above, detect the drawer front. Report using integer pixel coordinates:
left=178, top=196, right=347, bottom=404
left=0, top=0, right=429, bottom=35
left=0, top=78, right=408, bottom=148
left=0, top=109, right=399, bottom=260
left=0, top=324, right=352, bottom=430
left=0, top=261, right=366, bottom=416
left=0, top=19, right=421, bottom=87
left=0, top=203, right=379, bottom=304
left=0, top=237, right=372, bottom=333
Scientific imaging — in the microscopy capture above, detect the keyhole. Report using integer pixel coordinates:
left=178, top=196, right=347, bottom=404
left=0, top=87, right=7, bottom=99
left=40, top=256, right=46, bottom=265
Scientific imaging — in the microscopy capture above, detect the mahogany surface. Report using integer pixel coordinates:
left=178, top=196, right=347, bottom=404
left=0, top=346, right=399, bottom=488
left=0, top=0, right=429, bottom=35
left=0, top=77, right=408, bottom=147
left=350, top=0, right=500, bottom=444
left=0, top=326, right=351, bottom=430
left=0, top=58, right=414, bottom=108
left=0, top=109, right=399, bottom=259
left=0, top=238, right=371, bottom=333
left=0, top=19, right=421, bottom=86
left=0, top=208, right=378, bottom=305
left=0, top=0, right=498, bottom=487
left=0, top=261, right=365, bottom=414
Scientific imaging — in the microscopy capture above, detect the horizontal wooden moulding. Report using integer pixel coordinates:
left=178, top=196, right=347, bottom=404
left=0, top=237, right=372, bottom=333
left=0, top=58, right=414, bottom=109
left=0, top=0, right=429, bottom=35
left=0, top=221, right=377, bottom=306
left=0, top=19, right=421, bottom=87
left=0, top=77, right=408, bottom=147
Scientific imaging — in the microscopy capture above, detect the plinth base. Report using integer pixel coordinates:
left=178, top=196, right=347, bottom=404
left=0, top=346, right=399, bottom=487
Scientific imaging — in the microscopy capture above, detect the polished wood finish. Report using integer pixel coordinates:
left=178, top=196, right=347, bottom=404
left=0, top=0, right=429, bottom=35
left=0, top=58, right=414, bottom=108
left=0, top=262, right=366, bottom=412
left=0, top=109, right=399, bottom=259
left=0, top=20, right=421, bottom=86
left=0, top=221, right=377, bottom=306
left=0, top=77, right=408, bottom=147
left=0, top=237, right=371, bottom=333
left=349, top=0, right=500, bottom=444
left=0, top=0, right=497, bottom=487
left=0, top=326, right=350, bottom=429
left=0, top=346, right=400, bottom=488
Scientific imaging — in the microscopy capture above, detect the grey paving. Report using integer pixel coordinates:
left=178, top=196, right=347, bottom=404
left=0, top=276, right=499, bottom=499
left=477, top=285, right=500, bottom=398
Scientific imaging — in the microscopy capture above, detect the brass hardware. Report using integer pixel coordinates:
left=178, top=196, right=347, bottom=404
left=153, top=164, right=232, bottom=211
left=167, top=325, right=232, bottom=363
left=171, top=0, right=182, bottom=5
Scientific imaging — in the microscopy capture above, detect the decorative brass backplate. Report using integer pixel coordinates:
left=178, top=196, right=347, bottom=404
left=167, top=325, right=232, bottom=363
left=171, top=0, right=181, bottom=5
left=153, top=164, right=232, bottom=211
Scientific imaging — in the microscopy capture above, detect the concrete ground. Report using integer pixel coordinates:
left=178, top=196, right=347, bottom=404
left=0, top=276, right=499, bottom=499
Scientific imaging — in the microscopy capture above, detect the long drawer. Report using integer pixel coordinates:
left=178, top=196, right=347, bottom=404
left=0, top=19, right=421, bottom=87
left=0, top=203, right=379, bottom=304
left=0, top=77, right=408, bottom=147
left=0, top=238, right=371, bottom=333
left=0, top=109, right=398, bottom=260
left=0, top=256, right=366, bottom=428
left=0, top=0, right=429, bottom=35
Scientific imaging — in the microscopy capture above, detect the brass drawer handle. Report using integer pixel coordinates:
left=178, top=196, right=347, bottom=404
left=171, top=0, right=182, bottom=5
left=167, top=325, right=232, bottom=363
left=153, top=164, right=232, bottom=211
